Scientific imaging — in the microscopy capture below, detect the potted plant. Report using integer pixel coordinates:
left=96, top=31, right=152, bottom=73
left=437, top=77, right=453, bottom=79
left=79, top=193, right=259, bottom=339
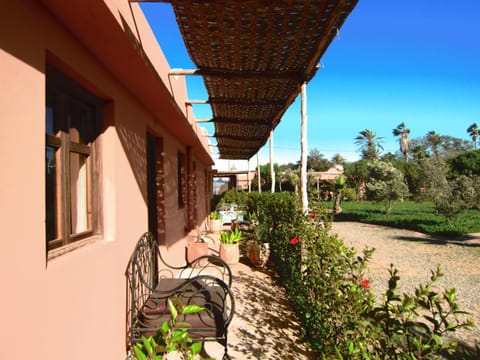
left=209, top=211, right=223, bottom=232
left=248, top=211, right=258, bottom=227
left=219, top=227, right=242, bottom=265
left=246, top=226, right=270, bottom=267
left=186, top=235, right=209, bottom=268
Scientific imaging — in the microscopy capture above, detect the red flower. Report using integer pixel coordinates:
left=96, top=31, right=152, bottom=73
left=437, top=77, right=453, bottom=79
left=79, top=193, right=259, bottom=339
left=359, top=276, right=370, bottom=290
left=289, top=236, right=299, bottom=245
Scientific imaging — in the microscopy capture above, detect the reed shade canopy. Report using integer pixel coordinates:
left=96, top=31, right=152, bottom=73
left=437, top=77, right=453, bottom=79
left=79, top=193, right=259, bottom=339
left=138, top=0, right=358, bottom=160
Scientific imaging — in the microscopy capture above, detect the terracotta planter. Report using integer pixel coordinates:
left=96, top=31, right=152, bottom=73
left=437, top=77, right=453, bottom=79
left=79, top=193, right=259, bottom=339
left=219, top=243, right=239, bottom=265
left=246, top=240, right=270, bottom=267
left=186, top=242, right=209, bottom=267
left=210, top=219, right=223, bottom=233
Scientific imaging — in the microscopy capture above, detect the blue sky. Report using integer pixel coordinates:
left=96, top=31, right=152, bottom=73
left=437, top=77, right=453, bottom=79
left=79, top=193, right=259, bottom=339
left=141, top=1, right=480, bottom=171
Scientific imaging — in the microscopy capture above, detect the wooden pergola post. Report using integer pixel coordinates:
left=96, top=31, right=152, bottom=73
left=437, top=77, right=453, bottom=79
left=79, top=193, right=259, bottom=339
left=257, top=153, right=261, bottom=193
left=270, top=130, right=275, bottom=193
left=300, top=83, right=308, bottom=213
left=247, top=159, right=251, bottom=193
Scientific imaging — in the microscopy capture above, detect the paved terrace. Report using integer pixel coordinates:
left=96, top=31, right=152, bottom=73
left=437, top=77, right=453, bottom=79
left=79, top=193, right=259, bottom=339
left=202, top=229, right=316, bottom=360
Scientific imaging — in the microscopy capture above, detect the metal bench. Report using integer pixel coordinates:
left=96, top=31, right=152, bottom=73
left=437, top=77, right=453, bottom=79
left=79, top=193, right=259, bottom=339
left=126, top=232, right=235, bottom=359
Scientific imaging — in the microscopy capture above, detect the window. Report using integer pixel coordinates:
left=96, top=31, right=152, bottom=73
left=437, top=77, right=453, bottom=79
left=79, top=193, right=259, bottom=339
left=45, top=66, right=102, bottom=252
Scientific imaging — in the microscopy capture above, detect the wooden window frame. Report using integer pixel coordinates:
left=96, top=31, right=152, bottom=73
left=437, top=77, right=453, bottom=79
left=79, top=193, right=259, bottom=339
left=46, top=65, right=103, bottom=254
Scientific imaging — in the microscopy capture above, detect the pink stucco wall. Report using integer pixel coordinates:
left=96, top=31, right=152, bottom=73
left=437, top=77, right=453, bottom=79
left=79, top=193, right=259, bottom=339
left=0, top=1, right=213, bottom=359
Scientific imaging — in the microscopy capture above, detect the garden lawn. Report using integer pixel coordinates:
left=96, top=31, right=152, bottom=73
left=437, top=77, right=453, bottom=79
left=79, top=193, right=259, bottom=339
left=315, top=200, right=480, bottom=236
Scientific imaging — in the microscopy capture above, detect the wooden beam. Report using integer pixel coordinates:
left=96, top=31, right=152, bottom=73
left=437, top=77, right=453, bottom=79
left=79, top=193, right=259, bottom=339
left=186, top=99, right=208, bottom=104
left=219, top=146, right=257, bottom=151
left=169, top=68, right=303, bottom=81
left=211, top=117, right=271, bottom=126
left=209, top=97, right=285, bottom=106
left=213, top=134, right=263, bottom=142
left=169, top=69, right=200, bottom=76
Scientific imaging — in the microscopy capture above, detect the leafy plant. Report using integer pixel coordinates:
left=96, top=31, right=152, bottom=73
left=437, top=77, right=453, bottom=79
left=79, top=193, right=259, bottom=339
left=366, top=265, right=475, bottom=359
left=132, top=298, right=208, bottom=360
left=247, top=211, right=258, bottom=222
left=253, top=192, right=476, bottom=359
left=209, top=211, right=221, bottom=220
left=219, top=227, right=242, bottom=245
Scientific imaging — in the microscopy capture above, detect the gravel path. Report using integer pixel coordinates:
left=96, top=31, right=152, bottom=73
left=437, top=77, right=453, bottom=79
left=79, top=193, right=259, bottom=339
left=331, top=221, right=480, bottom=349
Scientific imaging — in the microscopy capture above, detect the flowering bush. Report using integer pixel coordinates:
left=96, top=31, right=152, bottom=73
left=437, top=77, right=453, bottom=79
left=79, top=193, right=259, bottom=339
left=289, top=236, right=299, bottom=245
left=254, top=193, right=476, bottom=359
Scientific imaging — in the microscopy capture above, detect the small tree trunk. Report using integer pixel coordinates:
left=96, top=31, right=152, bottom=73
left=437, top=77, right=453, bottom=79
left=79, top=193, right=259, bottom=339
left=334, top=192, right=343, bottom=214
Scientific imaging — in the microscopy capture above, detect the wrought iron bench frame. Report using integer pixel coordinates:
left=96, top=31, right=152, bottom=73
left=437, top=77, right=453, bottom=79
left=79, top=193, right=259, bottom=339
left=126, top=232, right=235, bottom=359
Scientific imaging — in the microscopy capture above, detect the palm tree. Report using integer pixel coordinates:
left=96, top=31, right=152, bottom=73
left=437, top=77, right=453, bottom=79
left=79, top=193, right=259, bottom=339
left=392, top=122, right=410, bottom=161
left=467, top=123, right=479, bottom=150
left=354, top=129, right=384, bottom=160
left=331, top=153, right=345, bottom=165
left=411, top=145, right=429, bottom=161
left=426, top=131, right=441, bottom=158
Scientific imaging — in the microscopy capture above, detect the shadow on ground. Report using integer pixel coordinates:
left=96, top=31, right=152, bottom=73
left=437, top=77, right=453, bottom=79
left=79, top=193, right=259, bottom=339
left=226, top=257, right=316, bottom=359
left=392, top=234, right=480, bottom=248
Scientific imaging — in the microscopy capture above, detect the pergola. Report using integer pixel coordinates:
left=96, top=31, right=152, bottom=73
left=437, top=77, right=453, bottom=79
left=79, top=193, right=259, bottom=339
left=132, top=0, right=358, bottom=160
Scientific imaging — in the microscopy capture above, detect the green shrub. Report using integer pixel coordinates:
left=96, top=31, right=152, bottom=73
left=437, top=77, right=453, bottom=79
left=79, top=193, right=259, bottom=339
left=254, top=193, right=476, bottom=359
left=330, top=200, right=480, bottom=236
left=343, top=187, right=356, bottom=201
left=214, top=190, right=248, bottom=210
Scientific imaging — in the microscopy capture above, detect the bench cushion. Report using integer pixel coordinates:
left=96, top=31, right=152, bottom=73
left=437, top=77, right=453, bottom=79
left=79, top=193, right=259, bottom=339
left=138, top=278, right=226, bottom=339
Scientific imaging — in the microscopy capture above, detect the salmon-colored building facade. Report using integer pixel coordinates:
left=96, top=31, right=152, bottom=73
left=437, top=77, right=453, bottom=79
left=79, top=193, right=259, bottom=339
left=0, top=1, right=214, bottom=358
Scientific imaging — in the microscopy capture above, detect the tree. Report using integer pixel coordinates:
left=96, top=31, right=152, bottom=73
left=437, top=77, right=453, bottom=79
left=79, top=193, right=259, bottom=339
left=393, top=159, right=421, bottom=198
left=305, top=148, right=331, bottom=171
left=448, top=150, right=480, bottom=177
left=280, top=167, right=299, bottom=193
left=425, top=131, right=441, bottom=158
left=420, top=157, right=480, bottom=225
left=417, top=158, right=449, bottom=202
left=467, top=123, right=479, bottom=150
left=331, top=153, right=345, bottom=165
left=354, top=129, right=384, bottom=160
left=344, top=159, right=370, bottom=201
left=411, top=145, right=429, bottom=161
left=332, top=174, right=347, bottom=214
left=365, top=160, right=409, bottom=215
left=411, top=133, right=472, bottom=159
left=392, top=122, right=410, bottom=161
left=252, top=163, right=281, bottom=192
left=438, top=135, right=473, bottom=158
left=380, top=152, right=399, bottom=163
